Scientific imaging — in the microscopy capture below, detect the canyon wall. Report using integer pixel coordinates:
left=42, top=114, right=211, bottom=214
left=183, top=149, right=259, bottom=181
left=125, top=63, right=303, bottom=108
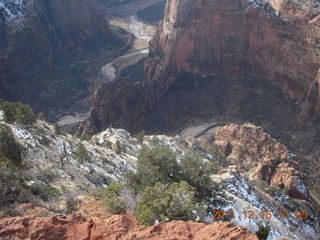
left=78, top=0, right=320, bottom=201
left=81, top=0, right=320, bottom=136
left=146, top=0, right=320, bottom=114
left=0, top=0, right=111, bottom=114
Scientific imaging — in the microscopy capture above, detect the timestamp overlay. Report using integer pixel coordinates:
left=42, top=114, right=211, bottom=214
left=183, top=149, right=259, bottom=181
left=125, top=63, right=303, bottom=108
left=211, top=209, right=309, bottom=221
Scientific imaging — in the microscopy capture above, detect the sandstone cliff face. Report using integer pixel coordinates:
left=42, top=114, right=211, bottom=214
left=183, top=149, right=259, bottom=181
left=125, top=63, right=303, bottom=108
left=0, top=214, right=259, bottom=240
left=189, top=123, right=309, bottom=200
left=146, top=0, right=320, bottom=111
left=81, top=0, right=320, bottom=134
left=216, top=124, right=309, bottom=200
left=0, top=0, right=110, bottom=113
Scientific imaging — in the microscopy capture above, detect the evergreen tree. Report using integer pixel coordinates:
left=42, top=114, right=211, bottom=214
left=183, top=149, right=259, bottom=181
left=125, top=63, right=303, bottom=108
left=256, top=224, right=271, bottom=240
left=1, top=102, right=17, bottom=123
left=135, top=181, right=204, bottom=225
left=126, top=146, right=180, bottom=193
left=16, top=103, right=36, bottom=125
left=179, top=152, right=219, bottom=200
left=0, top=124, right=22, bottom=166
left=104, top=182, right=126, bottom=214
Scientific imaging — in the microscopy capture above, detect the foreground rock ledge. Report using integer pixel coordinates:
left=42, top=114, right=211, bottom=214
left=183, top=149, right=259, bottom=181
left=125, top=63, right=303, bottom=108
left=0, top=213, right=258, bottom=240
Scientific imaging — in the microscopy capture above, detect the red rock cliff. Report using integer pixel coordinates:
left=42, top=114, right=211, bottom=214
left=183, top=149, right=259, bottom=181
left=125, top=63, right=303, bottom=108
left=146, top=0, right=320, bottom=113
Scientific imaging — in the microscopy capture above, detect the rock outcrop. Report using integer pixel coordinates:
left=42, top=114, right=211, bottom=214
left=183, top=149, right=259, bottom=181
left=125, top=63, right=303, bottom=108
left=189, top=123, right=309, bottom=200
left=0, top=214, right=259, bottom=240
left=216, top=124, right=308, bottom=200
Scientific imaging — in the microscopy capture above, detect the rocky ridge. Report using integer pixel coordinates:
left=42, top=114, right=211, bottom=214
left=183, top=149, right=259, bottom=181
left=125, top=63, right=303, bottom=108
left=1, top=112, right=318, bottom=239
left=0, top=214, right=259, bottom=240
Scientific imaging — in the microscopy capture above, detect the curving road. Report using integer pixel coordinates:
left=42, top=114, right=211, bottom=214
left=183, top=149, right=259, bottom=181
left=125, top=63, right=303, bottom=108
left=101, top=15, right=153, bottom=82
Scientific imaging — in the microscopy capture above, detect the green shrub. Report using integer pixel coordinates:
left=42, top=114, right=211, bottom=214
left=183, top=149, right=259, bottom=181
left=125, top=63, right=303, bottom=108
left=75, top=142, right=89, bottom=163
left=31, top=184, right=60, bottom=201
left=135, top=181, right=204, bottom=226
left=122, top=146, right=221, bottom=224
left=256, top=224, right=271, bottom=240
left=0, top=159, right=33, bottom=210
left=126, top=146, right=180, bottom=193
left=105, top=140, right=112, bottom=149
left=0, top=101, right=36, bottom=125
left=104, top=182, right=126, bottom=214
left=16, top=103, right=36, bottom=125
left=1, top=102, right=17, bottom=123
left=179, top=152, right=219, bottom=200
left=126, top=146, right=219, bottom=201
left=0, top=125, right=22, bottom=166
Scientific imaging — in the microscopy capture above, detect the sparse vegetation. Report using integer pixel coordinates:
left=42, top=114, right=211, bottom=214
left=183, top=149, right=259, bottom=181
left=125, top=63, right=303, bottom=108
left=274, top=157, right=282, bottom=166
left=0, top=124, right=22, bottom=166
left=75, top=142, right=89, bottom=163
left=104, top=182, right=126, bottom=214
left=256, top=224, right=271, bottom=240
left=105, top=140, right=112, bottom=149
left=16, top=103, right=36, bottom=125
left=254, top=180, right=285, bottom=197
left=31, top=184, right=60, bottom=201
left=0, top=101, right=36, bottom=125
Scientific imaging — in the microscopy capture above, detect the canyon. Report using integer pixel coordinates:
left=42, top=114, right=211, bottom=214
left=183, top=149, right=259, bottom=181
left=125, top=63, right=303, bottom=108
left=81, top=0, right=320, bottom=135
left=0, top=0, right=127, bottom=119
left=0, top=0, right=319, bottom=239
left=79, top=0, right=320, bottom=209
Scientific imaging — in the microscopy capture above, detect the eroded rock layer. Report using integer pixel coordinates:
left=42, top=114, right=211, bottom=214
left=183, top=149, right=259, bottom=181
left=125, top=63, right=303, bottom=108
left=0, top=214, right=259, bottom=240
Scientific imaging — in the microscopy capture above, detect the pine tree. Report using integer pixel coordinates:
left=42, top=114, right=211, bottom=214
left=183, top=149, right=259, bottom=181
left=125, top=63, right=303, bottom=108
left=16, top=103, right=36, bottom=125
left=0, top=124, right=22, bottom=166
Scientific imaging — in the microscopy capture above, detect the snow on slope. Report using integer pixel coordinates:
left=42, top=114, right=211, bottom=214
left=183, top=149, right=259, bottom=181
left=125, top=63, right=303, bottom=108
left=0, top=0, right=32, bottom=25
left=212, top=168, right=318, bottom=240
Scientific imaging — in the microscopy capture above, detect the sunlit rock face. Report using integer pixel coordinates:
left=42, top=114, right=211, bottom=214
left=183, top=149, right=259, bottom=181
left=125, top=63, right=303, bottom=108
left=146, top=0, right=320, bottom=115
